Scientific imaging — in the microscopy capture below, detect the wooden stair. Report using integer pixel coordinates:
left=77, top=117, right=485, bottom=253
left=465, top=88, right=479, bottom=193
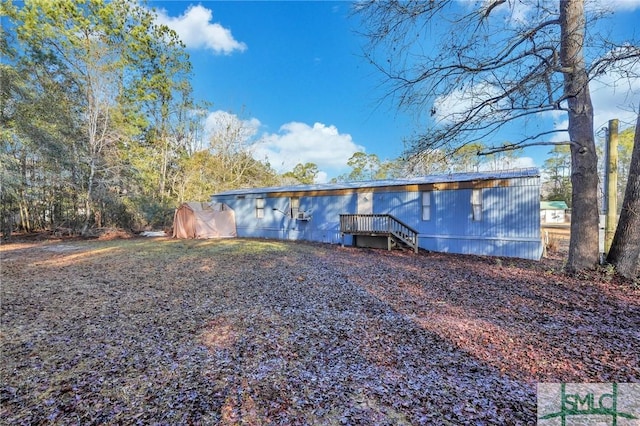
left=339, top=214, right=419, bottom=253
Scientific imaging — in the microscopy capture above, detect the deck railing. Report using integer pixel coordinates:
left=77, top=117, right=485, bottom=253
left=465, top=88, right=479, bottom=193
left=339, top=214, right=418, bottom=253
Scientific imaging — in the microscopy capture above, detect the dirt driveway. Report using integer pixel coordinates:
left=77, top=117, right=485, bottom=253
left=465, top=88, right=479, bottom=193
left=1, top=238, right=638, bottom=424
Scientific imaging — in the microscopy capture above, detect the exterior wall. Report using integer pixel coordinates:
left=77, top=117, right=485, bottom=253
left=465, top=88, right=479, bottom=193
left=420, top=184, right=541, bottom=259
left=367, top=176, right=541, bottom=259
left=212, top=192, right=357, bottom=246
left=211, top=175, right=542, bottom=260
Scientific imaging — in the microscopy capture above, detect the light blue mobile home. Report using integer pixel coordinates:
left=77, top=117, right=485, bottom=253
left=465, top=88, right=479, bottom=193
left=210, top=168, right=543, bottom=260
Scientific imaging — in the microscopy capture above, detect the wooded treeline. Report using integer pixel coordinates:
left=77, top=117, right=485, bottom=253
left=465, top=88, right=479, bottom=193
left=0, top=0, right=281, bottom=235
left=541, top=126, right=636, bottom=209
left=0, top=0, right=563, bottom=237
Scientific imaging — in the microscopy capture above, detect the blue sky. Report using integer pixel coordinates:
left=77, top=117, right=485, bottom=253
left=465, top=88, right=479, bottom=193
left=150, top=1, right=640, bottom=183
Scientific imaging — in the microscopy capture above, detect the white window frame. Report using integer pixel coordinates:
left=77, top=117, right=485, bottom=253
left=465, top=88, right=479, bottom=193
left=357, top=192, right=373, bottom=215
left=421, top=191, right=431, bottom=221
left=290, top=197, right=300, bottom=218
left=471, top=189, right=482, bottom=221
left=256, top=198, right=265, bottom=219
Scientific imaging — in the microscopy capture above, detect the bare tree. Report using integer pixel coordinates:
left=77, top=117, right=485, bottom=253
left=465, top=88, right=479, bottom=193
left=207, top=111, right=262, bottom=191
left=356, top=0, right=640, bottom=272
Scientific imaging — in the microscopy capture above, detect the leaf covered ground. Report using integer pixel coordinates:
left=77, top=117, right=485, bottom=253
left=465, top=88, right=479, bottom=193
left=1, top=238, right=639, bottom=425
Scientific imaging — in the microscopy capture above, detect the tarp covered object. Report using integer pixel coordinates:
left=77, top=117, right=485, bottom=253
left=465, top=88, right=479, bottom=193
left=172, top=202, right=237, bottom=239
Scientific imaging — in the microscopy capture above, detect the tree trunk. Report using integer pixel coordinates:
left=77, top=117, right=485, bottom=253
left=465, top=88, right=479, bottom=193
left=18, top=153, right=31, bottom=233
left=607, top=111, right=640, bottom=278
left=81, top=157, right=96, bottom=236
left=560, top=0, right=600, bottom=272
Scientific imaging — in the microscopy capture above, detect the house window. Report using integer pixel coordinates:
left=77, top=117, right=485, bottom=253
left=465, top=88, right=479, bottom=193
left=471, top=189, right=482, bottom=221
left=290, top=197, right=300, bottom=218
left=421, top=191, right=431, bottom=221
left=256, top=198, right=265, bottom=219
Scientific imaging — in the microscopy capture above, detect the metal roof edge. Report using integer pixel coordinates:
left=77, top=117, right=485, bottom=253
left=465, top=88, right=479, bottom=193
left=211, top=168, right=540, bottom=197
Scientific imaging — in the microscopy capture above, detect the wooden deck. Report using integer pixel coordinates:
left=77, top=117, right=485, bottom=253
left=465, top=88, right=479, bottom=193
left=339, top=214, right=419, bottom=253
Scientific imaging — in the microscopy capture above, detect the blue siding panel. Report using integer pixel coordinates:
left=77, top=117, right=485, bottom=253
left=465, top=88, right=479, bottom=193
left=211, top=171, right=543, bottom=260
left=416, top=178, right=541, bottom=259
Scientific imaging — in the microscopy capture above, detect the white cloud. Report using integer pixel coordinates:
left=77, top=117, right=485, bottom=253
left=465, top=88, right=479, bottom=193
left=204, top=110, right=261, bottom=139
left=433, top=81, right=506, bottom=124
left=602, top=0, right=640, bottom=11
left=254, top=122, right=365, bottom=181
left=316, top=171, right=329, bottom=184
left=500, top=0, right=539, bottom=25
left=492, top=1, right=640, bottom=25
left=200, top=114, right=363, bottom=183
left=590, top=61, right=640, bottom=131
left=547, top=58, right=640, bottom=143
left=435, top=55, right=639, bottom=146
left=155, top=5, right=247, bottom=55
left=433, top=90, right=467, bottom=124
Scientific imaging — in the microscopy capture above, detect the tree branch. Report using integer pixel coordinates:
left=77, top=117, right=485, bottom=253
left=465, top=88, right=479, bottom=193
left=479, top=140, right=572, bottom=156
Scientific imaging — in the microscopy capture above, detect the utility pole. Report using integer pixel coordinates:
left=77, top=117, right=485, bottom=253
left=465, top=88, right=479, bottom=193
left=604, top=119, right=618, bottom=255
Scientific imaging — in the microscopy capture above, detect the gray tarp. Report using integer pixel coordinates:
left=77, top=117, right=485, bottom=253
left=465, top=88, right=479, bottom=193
left=172, top=202, right=236, bottom=239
